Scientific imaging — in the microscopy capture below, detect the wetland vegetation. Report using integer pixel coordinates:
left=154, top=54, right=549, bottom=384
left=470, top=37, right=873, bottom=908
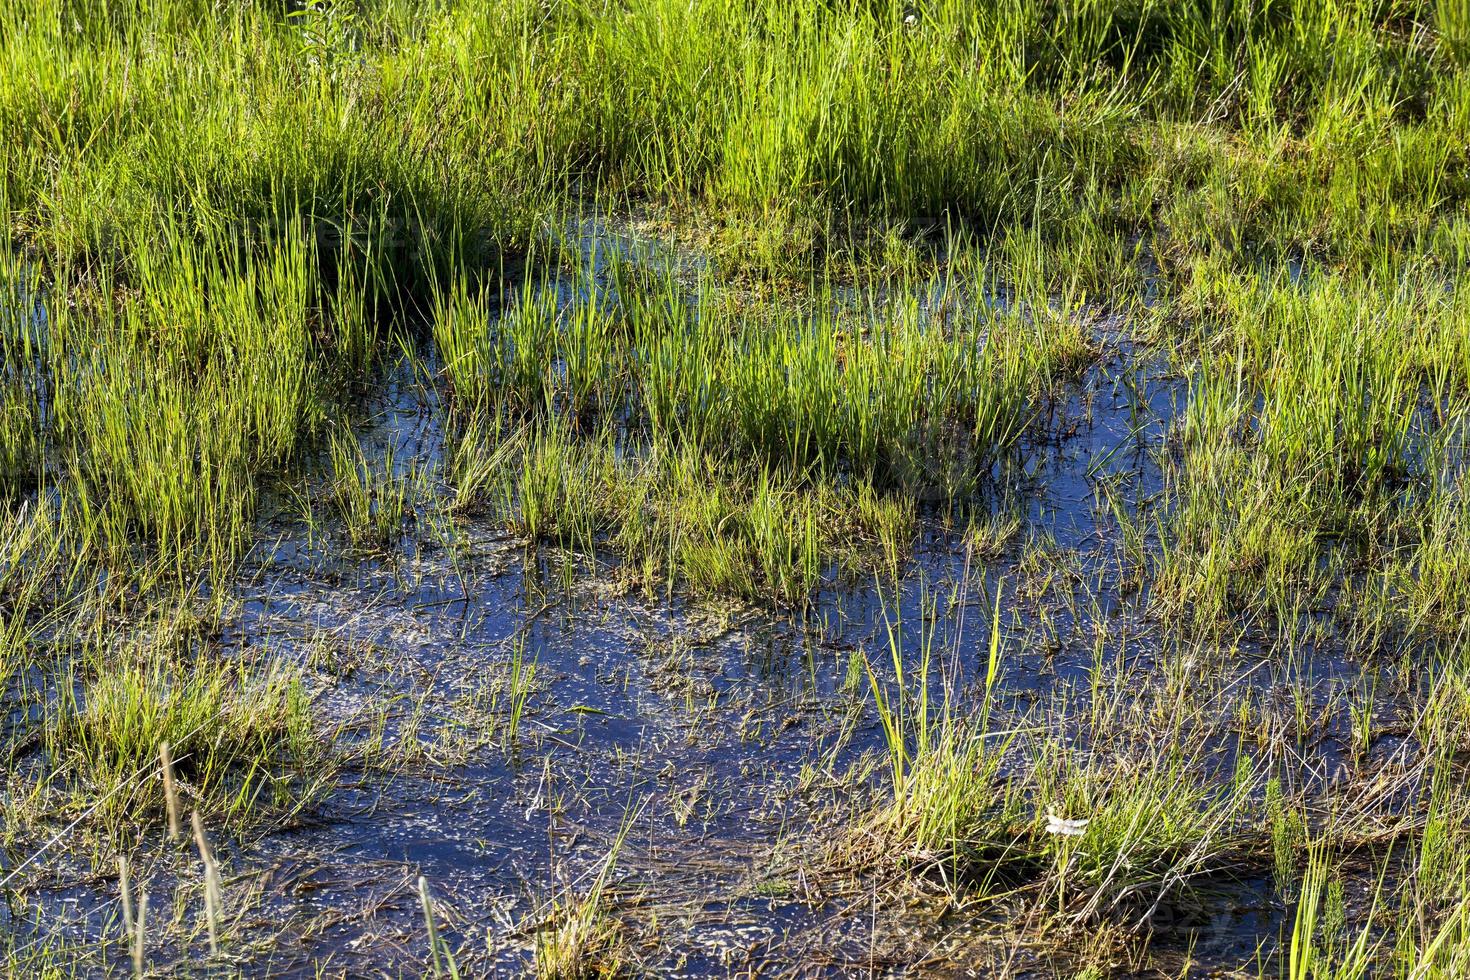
left=4, top=0, right=1470, bottom=975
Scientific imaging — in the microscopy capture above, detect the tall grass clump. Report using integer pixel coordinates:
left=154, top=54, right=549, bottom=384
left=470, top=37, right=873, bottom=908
left=0, top=252, right=44, bottom=495
left=433, top=249, right=1090, bottom=505
left=44, top=230, right=331, bottom=572
left=858, top=580, right=1264, bottom=926
left=44, top=608, right=326, bottom=833
left=1153, top=264, right=1470, bottom=631
left=489, top=423, right=914, bottom=604
left=327, top=429, right=417, bottom=551
left=856, top=579, right=1038, bottom=909
left=1385, top=473, right=1470, bottom=641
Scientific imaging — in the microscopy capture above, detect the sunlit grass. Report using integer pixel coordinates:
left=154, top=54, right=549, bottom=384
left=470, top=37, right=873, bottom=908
left=3, top=0, right=1470, bottom=974
left=46, top=637, right=326, bottom=834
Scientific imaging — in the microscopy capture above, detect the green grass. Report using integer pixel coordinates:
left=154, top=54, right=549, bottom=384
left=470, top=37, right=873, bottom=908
left=327, top=428, right=419, bottom=551
left=1143, top=262, right=1470, bottom=638
left=4, top=0, right=1470, bottom=974
left=431, top=245, right=1092, bottom=496
left=858, top=580, right=1262, bottom=927
left=475, top=421, right=920, bottom=603
left=2, top=0, right=1466, bottom=598
left=41, top=606, right=327, bottom=835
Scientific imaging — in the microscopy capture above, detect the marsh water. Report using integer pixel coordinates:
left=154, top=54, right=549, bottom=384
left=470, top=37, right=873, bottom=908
left=3, top=225, right=1404, bottom=978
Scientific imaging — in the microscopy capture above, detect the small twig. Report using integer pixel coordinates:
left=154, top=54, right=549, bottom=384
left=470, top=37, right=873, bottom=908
left=132, top=888, right=147, bottom=977
left=118, top=856, right=134, bottom=947
left=192, top=812, right=222, bottom=957
left=160, top=742, right=182, bottom=841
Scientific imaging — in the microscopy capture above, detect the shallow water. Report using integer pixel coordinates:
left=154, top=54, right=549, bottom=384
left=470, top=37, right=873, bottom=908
left=1, top=227, right=1414, bottom=978
left=210, top=357, right=1271, bottom=973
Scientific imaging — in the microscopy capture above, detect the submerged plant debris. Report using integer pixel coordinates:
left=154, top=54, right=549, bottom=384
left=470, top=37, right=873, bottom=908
left=4, top=1, right=1470, bottom=977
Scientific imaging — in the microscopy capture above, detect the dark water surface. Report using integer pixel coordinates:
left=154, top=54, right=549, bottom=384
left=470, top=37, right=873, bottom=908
left=1, top=229, right=1407, bottom=977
